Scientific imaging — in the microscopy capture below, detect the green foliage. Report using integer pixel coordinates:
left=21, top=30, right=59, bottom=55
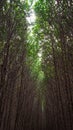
left=26, top=32, right=44, bottom=80
left=0, top=1, right=73, bottom=129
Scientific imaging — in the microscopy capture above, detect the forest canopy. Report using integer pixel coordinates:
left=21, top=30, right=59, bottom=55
left=0, top=0, right=73, bottom=130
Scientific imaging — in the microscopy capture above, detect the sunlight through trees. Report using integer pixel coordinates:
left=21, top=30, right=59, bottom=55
left=0, top=0, right=73, bottom=130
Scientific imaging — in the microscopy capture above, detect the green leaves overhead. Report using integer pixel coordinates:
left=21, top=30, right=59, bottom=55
left=27, top=0, right=73, bottom=81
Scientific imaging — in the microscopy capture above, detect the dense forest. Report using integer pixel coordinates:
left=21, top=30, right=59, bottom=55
left=0, top=0, right=73, bottom=130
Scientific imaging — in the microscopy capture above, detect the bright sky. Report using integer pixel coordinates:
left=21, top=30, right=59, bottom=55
left=27, top=0, right=39, bottom=24
left=26, top=9, right=36, bottom=24
left=28, top=0, right=42, bottom=61
left=27, top=0, right=42, bottom=60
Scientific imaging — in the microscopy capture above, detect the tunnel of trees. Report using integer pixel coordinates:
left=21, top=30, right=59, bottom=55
left=0, top=0, right=73, bottom=130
